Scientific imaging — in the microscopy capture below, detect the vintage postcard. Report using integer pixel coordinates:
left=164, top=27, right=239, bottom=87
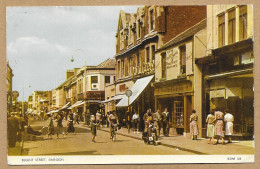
left=6, top=4, right=255, bottom=165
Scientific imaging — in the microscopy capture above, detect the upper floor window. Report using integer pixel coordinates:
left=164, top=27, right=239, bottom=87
left=91, top=76, right=98, bottom=84
left=179, top=45, right=186, bottom=74
left=129, top=26, right=134, bottom=45
left=146, top=46, right=150, bottom=63
left=78, top=79, right=83, bottom=93
left=137, top=52, right=140, bottom=67
left=120, top=31, right=124, bottom=50
left=239, top=5, right=248, bottom=41
left=117, top=60, right=121, bottom=77
left=91, top=76, right=98, bottom=90
left=121, top=60, right=125, bottom=77
left=105, top=76, right=110, bottom=84
left=137, top=20, right=142, bottom=39
left=151, top=45, right=155, bottom=62
left=218, top=14, right=225, bottom=47
left=129, top=57, right=132, bottom=75
left=161, top=52, right=166, bottom=79
left=150, top=9, right=155, bottom=31
left=228, top=9, right=236, bottom=44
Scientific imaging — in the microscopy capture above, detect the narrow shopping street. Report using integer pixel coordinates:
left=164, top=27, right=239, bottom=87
left=15, top=119, right=254, bottom=156
left=21, top=120, right=194, bottom=155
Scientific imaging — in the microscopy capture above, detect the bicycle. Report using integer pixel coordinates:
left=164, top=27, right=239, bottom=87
left=111, top=123, right=118, bottom=142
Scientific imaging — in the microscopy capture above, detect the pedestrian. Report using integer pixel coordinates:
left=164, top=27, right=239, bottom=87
left=125, top=111, right=131, bottom=133
left=106, top=112, right=110, bottom=128
left=132, top=110, right=140, bottom=134
left=206, top=109, right=215, bottom=144
left=7, top=112, right=19, bottom=147
left=74, top=112, right=80, bottom=124
left=162, top=108, right=170, bottom=136
left=108, top=110, right=119, bottom=139
left=153, top=109, right=162, bottom=136
left=213, top=108, right=225, bottom=145
left=224, top=109, right=234, bottom=143
left=47, top=114, right=55, bottom=139
left=55, top=114, right=64, bottom=139
left=143, top=109, right=149, bottom=132
left=66, top=113, right=76, bottom=135
left=96, top=111, right=101, bottom=129
left=90, top=115, right=97, bottom=143
left=190, top=109, right=199, bottom=140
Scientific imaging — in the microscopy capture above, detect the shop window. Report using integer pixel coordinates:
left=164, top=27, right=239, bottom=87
left=228, top=9, right=236, bottom=44
left=173, top=101, right=184, bottom=127
left=149, top=9, right=155, bottom=31
left=239, top=5, right=248, bottom=41
left=161, top=52, right=166, bottom=79
left=218, top=14, right=225, bottom=47
left=105, top=76, right=110, bottom=84
left=179, top=45, right=186, bottom=74
left=146, top=46, right=150, bottom=63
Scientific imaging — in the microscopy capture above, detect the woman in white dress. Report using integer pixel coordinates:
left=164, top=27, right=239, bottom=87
left=224, top=109, right=234, bottom=143
left=206, top=110, right=215, bottom=144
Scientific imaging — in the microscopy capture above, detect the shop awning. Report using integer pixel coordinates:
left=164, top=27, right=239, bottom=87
left=86, top=100, right=103, bottom=104
left=116, top=75, right=154, bottom=107
left=31, top=110, right=39, bottom=114
left=46, top=110, right=59, bottom=115
left=59, top=102, right=70, bottom=110
left=67, top=101, right=83, bottom=109
left=102, top=95, right=125, bottom=103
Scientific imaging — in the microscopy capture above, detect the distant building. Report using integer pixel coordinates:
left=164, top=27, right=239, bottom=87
left=6, top=60, right=14, bottom=115
left=32, top=91, right=52, bottom=117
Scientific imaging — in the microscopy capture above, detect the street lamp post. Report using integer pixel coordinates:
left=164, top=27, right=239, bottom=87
left=70, top=49, right=87, bottom=125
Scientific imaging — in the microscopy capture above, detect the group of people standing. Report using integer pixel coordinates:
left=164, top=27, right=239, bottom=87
left=142, top=108, right=170, bottom=137
left=189, top=108, right=234, bottom=145
left=206, top=108, right=234, bottom=145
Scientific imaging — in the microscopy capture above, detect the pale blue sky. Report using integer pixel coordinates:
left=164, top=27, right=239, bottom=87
left=6, top=6, right=140, bottom=101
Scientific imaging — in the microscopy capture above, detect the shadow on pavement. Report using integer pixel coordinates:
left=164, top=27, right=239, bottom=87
left=38, top=150, right=100, bottom=155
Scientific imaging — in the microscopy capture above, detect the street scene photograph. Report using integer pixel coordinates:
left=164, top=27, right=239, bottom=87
left=6, top=5, right=254, bottom=164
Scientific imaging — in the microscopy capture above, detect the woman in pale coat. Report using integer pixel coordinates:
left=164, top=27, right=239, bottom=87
left=206, top=110, right=215, bottom=144
left=224, top=109, right=234, bottom=143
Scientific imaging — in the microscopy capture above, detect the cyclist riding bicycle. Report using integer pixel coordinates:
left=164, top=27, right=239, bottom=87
left=108, top=110, right=119, bottom=139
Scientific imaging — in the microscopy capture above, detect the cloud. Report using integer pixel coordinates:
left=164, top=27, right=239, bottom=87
left=6, top=6, right=141, bottom=101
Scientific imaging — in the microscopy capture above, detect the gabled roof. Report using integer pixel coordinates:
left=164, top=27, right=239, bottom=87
left=96, top=58, right=116, bottom=69
left=157, top=19, right=207, bottom=52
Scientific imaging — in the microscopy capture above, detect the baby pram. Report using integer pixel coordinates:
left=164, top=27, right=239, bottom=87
left=26, top=126, right=45, bottom=141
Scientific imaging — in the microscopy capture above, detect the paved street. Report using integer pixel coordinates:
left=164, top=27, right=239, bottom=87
left=21, top=120, right=194, bottom=155
left=17, top=119, right=254, bottom=156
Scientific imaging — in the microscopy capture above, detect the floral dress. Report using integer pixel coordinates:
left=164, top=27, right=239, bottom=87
left=214, top=111, right=224, bottom=137
left=190, top=113, right=198, bottom=136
